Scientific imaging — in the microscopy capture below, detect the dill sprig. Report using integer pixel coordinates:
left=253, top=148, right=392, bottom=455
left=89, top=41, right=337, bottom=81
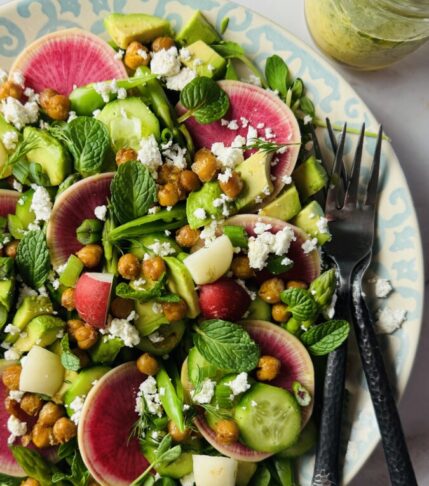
left=243, top=137, right=301, bottom=153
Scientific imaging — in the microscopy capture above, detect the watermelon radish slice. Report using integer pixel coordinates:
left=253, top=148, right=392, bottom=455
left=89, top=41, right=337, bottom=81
left=225, top=214, right=320, bottom=284
left=176, top=80, right=301, bottom=205
left=78, top=363, right=150, bottom=485
left=46, top=173, right=113, bottom=268
left=194, top=320, right=315, bottom=462
left=10, top=29, right=127, bottom=96
left=0, top=189, right=20, bottom=217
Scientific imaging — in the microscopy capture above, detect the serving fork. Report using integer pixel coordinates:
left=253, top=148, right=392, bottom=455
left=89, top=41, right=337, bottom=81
left=310, top=122, right=417, bottom=486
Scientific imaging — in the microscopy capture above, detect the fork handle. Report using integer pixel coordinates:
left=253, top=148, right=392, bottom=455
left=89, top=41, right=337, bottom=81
left=352, top=286, right=417, bottom=486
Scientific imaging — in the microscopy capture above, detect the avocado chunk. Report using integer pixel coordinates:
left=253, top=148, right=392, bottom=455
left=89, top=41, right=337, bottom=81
left=292, top=155, right=328, bottom=201
left=52, top=369, right=79, bottom=404
left=137, top=321, right=185, bottom=356
left=260, top=183, right=301, bottom=221
left=0, top=279, right=14, bottom=329
left=0, top=115, right=19, bottom=178
left=89, top=336, right=123, bottom=364
left=182, top=40, right=226, bottom=79
left=5, top=295, right=54, bottom=345
left=142, top=446, right=193, bottom=478
left=246, top=297, right=271, bottom=321
left=135, top=301, right=169, bottom=337
left=13, top=315, right=65, bottom=353
left=130, top=234, right=180, bottom=259
left=187, top=347, right=227, bottom=386
left=0, top=141, right=9, bottom=179
left=186, top=181, right=224, bottom=229
left=292, top=200, right=331, bottom=245
left=176, top=10, right=221, bottom=45
left=15, top=189, right=36, bottom=230
left=104, top=13, right=172, bottom=49
left=23, top=127, right=71, bottom=186
left=97, top=97, right=160, bottom=151
left=64, top=366, right=110, bottom=415
left=164, top=256, right=200, bottom=318
left=235, top=151, right=273, bottom=211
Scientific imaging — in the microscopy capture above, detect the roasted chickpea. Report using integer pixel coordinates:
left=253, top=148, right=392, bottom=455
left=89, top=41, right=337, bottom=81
left=2, top=364, right=22, bottom=391
left=258, top=277, right=285, bottom=304
left=75, top=324, right=98, bottom=350
left=20, top=433, right=32, bottom=447
left=53, top=417, right=77, bottom=444
left=72, top=348, right=90, bottom=368
left=179, top=170, right=201, bottom=193
left=4, top=240, right=19, bottom=258
left=38, top=402, right=65, bottom=427
left=67, top=319, right=84, bottom=340
left=191, top=148, right=218, bottom=182
left=168, top=420, right=191, bottom=442
left=39, top=89, right=70, bottom=121
left=115, top=147, right=137, bottom=166
left=4, top=397, right=24, bottom=419
left=215, top=419, right=239, bottom=445
left=256, top=355, right=281, bottom=381
left=162, top=299, right=187, bottom=321
left=286, top=280, right=308, bottom=289
left=20, top=478, right=40, bottom=486
left=175, top=225, right=200, bottom=248
left=118, top=253, right=141, bottom=280
left=219, top=171, right=243, bottom=199
left=136, top=353, right=160, bottom=376
left=39, top=88, right=56, bottom=107
left=231, top=256, right=254, bottom=279
left=157, top=182, right=180, bottom=207
left=61, top=288, right=75, bottom=311
left=271, top=304, right=291, bottom=323
left=152, top=36, right=176, bottom=52
left=20, top=393, right=43, bottom=417
left=0, top=81, right=23, bottom=100
left=110, top=297, right=134, bottom=319
left=158, top=164, right=180, bottom=184
left=142, top=256, right=166, bottom=281
left=31, top=423, right=54, bottom=448
left=76, top=244, right=103, bottom=268
left=124, top=41, right=150, bottom=70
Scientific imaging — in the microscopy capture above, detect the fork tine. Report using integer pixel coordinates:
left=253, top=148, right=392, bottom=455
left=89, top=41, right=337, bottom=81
left=326, top=118, right=348, bottom=190
left=325, top=123, right=347, bottom=213
left=309, top=123, right=330, bottom=175
left=365, top=126, right=383, bottom=206
left=345, top=123, right=365, bottom=206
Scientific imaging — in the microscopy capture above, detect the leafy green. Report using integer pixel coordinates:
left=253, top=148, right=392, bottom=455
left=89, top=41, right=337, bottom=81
left=225, top=59, right=239, bottom=80
left=178, top=77, right=230, bottom=125
left=102, top=214, right=118, bottom=275
left=309, top=269, right=337, bottom=307
left=299, top=96, right=315, bottom=117
left=291, top=78, right=304, bottom=100
left=155, top=294, right=181, bottom=303
left=29, top=162, right=51, bottom=186
left=194, top=320, right=260, bottom=372
left=76, top=218, right=103, bottom=245
left=220, top=16, right=230, bottom=35
left=301, top=320, right=350, bottom=356
left=249, top=464, right=271, bottom=486
left=57, top=173, right=81, bottom=196
left=243, top=138, right=301, bottom=153
left=115, top=274, right=167, bottom=302
left=16, top=230, right=50, bottom=289
left=265, top=55, right=289, bottom=98
left=0, top=133, right=39, bottom=179
left=280, top=288, right=318, bottom=322
left=110, top=161, right=157, bottom=225
left=0, top=257, right=14, bottom=279
left=266, top=255, right=294, bottom=275
left=60, top=334, right=81, bottom=371
left=0, top=473, right=23, bottom=485
left=222, top=225, right=248, bottom=248
left=52, top=448, right=90, bottom=486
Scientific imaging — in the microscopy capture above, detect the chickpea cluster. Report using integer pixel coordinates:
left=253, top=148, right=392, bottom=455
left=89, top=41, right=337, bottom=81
left=39, top=88, right=70, bottom=121
left=2, top=366, right=77, bottom=449
left=123, top=36, right=176, bottom=71
left=67, top=319, right=99, bottom=350
left=0, top=80, right=23, bottom=100
left=157, top=165, right=200, bottom=208
left=118, top=253, right=166, bottom=281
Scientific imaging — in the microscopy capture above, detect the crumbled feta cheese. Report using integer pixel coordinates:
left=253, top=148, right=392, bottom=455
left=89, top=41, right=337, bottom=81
left=148, top=331, right=165, bottom=343
left=137, top=135, right=162, bottom=176
left=148, top=206, right=160, bottom=215
left=150, top=46, right=181, bottom=77
left=212, top=193, right=232, bottom=217
left=94, top=80, right=118, bottom=103
left=4, top=348, right=21, bottom=361
left=191, top=378, right=215, bottom=404
left=265, top=127, right=275, bottom=140
left=248, top=227, right=295, bottom=270
left=92, top=109, right=101, bottom=118
left=117, top=87, right=127, bottom=100
left=165, top=67, right=197, bottom=91
left=316, top=217, right=329, bottom=235
left=106, top=318, right=140, bottom=347
left=180, top=472, right=195, bottom=486
left=127, top=311, right=137, bottom=322
left=200, top=220, right=219, bottom=246
left=193, top=208, right=206, bottom=220
left=12, top=179, right=23, bottom=192
left=179, top=48, right=191, bottom=62
left=323, top=293, right=338, bottom=319
left=207, top=63, right=215, bottom=72
left=9, top=390, right=24, bottom=402
left=17, top=283, right=38, bottom=307
left=137, top=49, right=149, bottom=60
left=231, top=135, right=246, bottom=148
left=218, top=168, right=233, bottom=183
left=133, top=278, right=146, bottom=289
left=148, top=240, right=176, bottom=257
left=374, top=278, right=393, bottom=298
left=67, top=111, right=77, bottom=122
left=1, top=97, right=39, bottom=129
left=162, top=142, right=187, bottom=169
left=94, top=205, right=107, bottom=221
left=137, top=376, right=163, bottom=416
left=257, top=122, right=265, bottom=129
left=10, top=71, right=25, bottom=87
left=152, top=302, right=163, bottom=314
left=303, top=114, right=313, bottom=125
left=251, top=400, right=258, bottom=407
left=376, top=307, right=407, bottom=334
left=193, top=58, right=203, bottom=68
left=227, top=120, right=239, bottom=130
left=246, top=125, right=258, bottom=144
left=2, top=130, right=18, bottom=151
left=301, top=238, right=318, bottom=254
left=211, top=142, right=244, bottom=169
left=55, top=263, right=67, bottom=275
left=4, top=324, right=20, bottom=335
left=281, top=256, right=293, bottom=266
left=114, top=49, right=124, bottom=60
left=243, top=74, right=262, bottom=86
left=7, top=415, right=27, bottom=444
left=70, top=395, right=86, bottom=425
left=226, top=372, right=251, bottom=396
left=240, top=117, right=249, bottom=128
left=254, top=222, right=272, bottom=235
left=30, top=185, right=52, bottom=222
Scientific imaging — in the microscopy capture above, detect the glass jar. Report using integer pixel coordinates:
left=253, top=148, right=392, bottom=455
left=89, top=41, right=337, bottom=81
left=304, top=0, right=429, bottom=70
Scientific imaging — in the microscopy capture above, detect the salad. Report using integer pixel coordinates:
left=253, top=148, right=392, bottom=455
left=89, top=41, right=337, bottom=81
left=0, top=9, right=351, bottom=486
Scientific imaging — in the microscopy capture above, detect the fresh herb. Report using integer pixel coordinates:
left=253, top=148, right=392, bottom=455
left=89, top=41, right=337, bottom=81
left=220, top=16, right=230, bottom=35
left=115, top=274, right=167, bottom=302
left=28, top=162, right=51, bottom=186
left=156, top=367, right=185, bottom=433
left=243, top=138, right=301, bottom=153
left=16, top=230, right=50, bottom=289
left=52, top=448, right=90, bottom=486
left=0, top=134, right=39, bottom=178
left=110, top=161, right=157, bottom=225
left=301, top=320, right=350, bottom=356
left=60, top=334, right=81, bottom=371
left=0, top=257, right=14, bottom=279
left=178, top=77, right=230, bottom=125
left=280, top=288, right=318, bottom=322
left=102, top=214, right=118, bottom=275
left=272, top=457, right=295, bottom=486
left=49, top=117, right=110, bottom=177
left=309, top=269, right=337, bottom=307
left=57, top=173, right=81, bottom=196
left=266, top=255, right=294, bottom=275
left=57, top=438, right=78, bottom=460
left=193, top=320, right=260, bottom=373
left=155, top=294, right=182, bottom=303
left=250, top=463, right=272, bottom=486
left=225, top=59, right=239, bottom=81
left=299, top=96, right=316, bottom=117
left=76, top=218, right=103, bottom=245
left=265, top=55, right=289, bottom=98
left=222, top=225, right=248, bottom=248
left=0, top=473, right=22, bottom=485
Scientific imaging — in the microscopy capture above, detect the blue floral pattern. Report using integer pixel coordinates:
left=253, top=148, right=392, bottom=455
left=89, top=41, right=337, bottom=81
left=0, top=0, right=424, bottom=483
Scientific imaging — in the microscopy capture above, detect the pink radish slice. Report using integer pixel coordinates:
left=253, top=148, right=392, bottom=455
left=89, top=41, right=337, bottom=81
left=0, top=189, right=20, bottom=217
left=10, top=29, right=127, bottom=95
left=78, top=363, right=150, bottom=486
left=176, top=80, right=301, bottom=205
left=194, top=320, right=315, bottom=461
left=46, top=172, right=113, bottom=268
left=225, top=214, right=321, bottom=284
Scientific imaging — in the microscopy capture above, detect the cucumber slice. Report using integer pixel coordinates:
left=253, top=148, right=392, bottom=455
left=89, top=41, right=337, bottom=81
left=234, top=383, right=301, bottom=453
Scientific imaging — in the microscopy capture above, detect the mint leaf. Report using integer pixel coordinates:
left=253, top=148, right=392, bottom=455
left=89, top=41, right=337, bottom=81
left=194, top=320, right=260, bottom=372
left=115, top=274, right=167, bottom=302
left=309, top=269, right=337, bottom=307
left=280, top=288, right=318, bottom=322
left=111, top=160, right=157, bottom=225
left=194, top=88, right=230, bottom=125
left=16, top=230, right=50, bottom=289
left=60, top=335, right=81, bottom=371
left=301, top=320, right=350, bottom=356
left=265, top=55, right=289, bottom=98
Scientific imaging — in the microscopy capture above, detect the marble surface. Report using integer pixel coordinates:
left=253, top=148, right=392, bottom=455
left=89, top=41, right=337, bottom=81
left=232, top=1, right=429, bottom=484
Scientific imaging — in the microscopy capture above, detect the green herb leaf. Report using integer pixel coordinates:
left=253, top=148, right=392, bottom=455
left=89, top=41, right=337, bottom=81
left=243, top=138, right=301, bottom=153
left=60, top=335, right=81, bottom=371
left=52, top=448, right=90, bottom=486
left=309, top=269, right=337, bottom=307
left=194, top=88, right=230, bottom=124
left=115, top=274, right=167, bottom=302
left=220, top=16, right=230, bottom=35
left=265, top=55, right=289, bottom=98
left=194, top=320, right=260, bottom=372
left=266, top=255, right=294, bottom=275
left=76, top=218, right=103, bottom=245
left=225, top=59, right=239, bottom=81
left=0, top=473, right=22, bottom=485
left=301, top=320, right=350, bottom=356
left=291, top=78, right=304, bottom=100
left=280, top=288, right=318, bottom=322
left=111, top=160, right=157, bottom=225
left=28, top=162, right=51, bottom=186
left=0, top=257, right=14, bottom=279
left=16, top=230, right=50, bottom=289
left=57, top=438, right=78, bottom=460
left=0, top=134, right=39, bottom=179
left=299, top=96, right=315, bottom=117
left=155, top=294, right=181, bottom=303
left=159, top=445, right=182, bottom=465
left=57, top=173, right=81, bottom=196
left=250, top=464, right=271, bottom=486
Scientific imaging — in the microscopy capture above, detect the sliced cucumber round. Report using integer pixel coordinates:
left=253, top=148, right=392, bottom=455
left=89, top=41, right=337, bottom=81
left=234, top=383, right=301, bottom=453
